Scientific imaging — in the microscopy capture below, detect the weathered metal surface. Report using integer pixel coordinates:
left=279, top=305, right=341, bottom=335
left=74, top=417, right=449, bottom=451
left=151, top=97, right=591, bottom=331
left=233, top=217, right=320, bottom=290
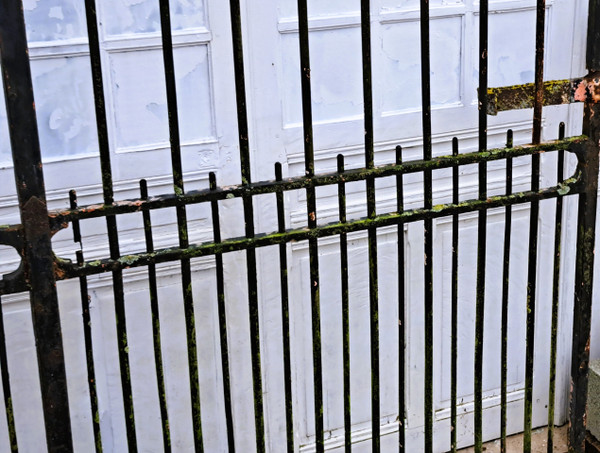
left=0, top=136, right=585, bottom=295
left=487, top=72, right=600, bottom=115
left=587, top=0, right=600, bottom=72
left=574, top=72, right=600, bottom=104
left=568, top=1, right=600, bottom=450
left=487, top=79, right=573, bottom=115
left=27, top=137, right=577, bottom=229
left=0, top=0, right=72, bottom=450
left=569, top=136, right=599, bottom=453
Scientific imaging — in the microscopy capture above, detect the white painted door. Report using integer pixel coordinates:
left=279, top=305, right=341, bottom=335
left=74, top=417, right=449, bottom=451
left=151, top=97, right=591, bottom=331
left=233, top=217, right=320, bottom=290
left=240, top=0, right=589, bottom=451
left=0, top=0, right=592, bottom=451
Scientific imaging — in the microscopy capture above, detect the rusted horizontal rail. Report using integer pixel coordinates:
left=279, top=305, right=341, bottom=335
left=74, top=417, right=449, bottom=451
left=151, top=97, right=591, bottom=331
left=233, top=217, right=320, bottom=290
left=45, top=175, right=578, bottom=282
left=0, top=136, right=588, bottom=296
left=487, top=73, right=600, bottom=115
left=44, top=137, right=583, bottom=228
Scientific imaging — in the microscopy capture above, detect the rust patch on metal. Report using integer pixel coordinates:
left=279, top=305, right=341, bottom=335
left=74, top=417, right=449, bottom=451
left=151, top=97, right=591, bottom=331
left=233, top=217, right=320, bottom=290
left=487, top=72, right=600, bottom=115
left=486, top=79, right=572, bottom=115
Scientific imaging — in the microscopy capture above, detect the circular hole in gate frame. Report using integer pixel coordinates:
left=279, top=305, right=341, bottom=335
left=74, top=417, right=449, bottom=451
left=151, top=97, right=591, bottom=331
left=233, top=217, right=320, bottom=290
left=0, top=244, right=22, bottom=277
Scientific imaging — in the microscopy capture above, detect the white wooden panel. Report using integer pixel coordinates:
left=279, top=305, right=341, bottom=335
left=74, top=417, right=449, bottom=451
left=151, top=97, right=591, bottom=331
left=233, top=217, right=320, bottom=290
left=23, top=0, right=87, bottom=42
left=481, top=9, right=538, bottom=88
left=289, top=230, right=402, bottom=450
left=434, top=209, right=529, bottom=412
left=100, top=0, right=206, bottom=36
left=279, top=0, right=360, bottom=19
left=281, top=28, right=363, bottom=126
left=30, top=57, right=98, bottom=161
left=380, top=0, right=457, bottom=9
left=380, top=17, right=463, bottom=114
left=108, top=45, right=214, bottom=152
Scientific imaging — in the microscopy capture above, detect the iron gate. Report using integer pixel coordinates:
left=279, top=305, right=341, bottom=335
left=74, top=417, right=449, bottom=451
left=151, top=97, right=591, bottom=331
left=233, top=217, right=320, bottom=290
left=0, top=0, right=600, bottom=451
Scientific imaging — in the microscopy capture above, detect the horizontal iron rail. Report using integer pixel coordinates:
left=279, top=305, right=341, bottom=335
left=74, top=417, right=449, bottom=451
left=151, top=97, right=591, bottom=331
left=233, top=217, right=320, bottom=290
left=487, top=71, right=600, bottom=115
left=41, top=137, right=584, bottom=228
left=0, top=136, right=589, bottom=296
left=45, top=176, right=579, bottom=280
left=0, top=135, right=589, bottom=299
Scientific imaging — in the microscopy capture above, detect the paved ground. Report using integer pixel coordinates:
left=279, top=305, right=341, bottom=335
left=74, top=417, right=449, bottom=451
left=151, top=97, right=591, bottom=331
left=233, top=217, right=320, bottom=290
left=458, top=425, right=568, bottom=452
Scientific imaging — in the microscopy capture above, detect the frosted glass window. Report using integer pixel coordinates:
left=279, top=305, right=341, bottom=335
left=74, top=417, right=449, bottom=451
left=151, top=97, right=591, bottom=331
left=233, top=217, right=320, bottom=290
left=102, top=0, right=206, bottom=36
left=23, top=0, right=87, bottom=42
left=31, top=57, right=99, bottom=160
left=110, top=45, right=214, bottom=150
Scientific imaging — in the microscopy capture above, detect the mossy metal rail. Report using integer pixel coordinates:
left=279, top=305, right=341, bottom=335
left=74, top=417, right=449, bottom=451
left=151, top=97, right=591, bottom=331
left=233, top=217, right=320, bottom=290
left=0, top=0, right=599, bottom=452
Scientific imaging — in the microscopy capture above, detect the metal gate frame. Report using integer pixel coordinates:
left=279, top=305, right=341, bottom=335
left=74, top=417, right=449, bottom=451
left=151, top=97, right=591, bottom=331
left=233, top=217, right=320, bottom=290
left=1, top=0, right=600, bottom=452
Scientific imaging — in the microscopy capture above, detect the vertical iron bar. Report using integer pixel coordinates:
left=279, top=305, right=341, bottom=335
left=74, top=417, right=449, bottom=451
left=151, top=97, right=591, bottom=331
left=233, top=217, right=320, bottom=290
left=156, top=1, right=204, bottom=449
left=0, top=295, right=17, bottom=452
left=208, top=173, right=236, bottom=452
left=524, top=2, right=546, bottom=449
left=360, top=2, right=380, bottom=451
left=337, top=155, right=351, bottom=453
left=295, top=0, right=323, bottom=451
left=474, top=0, right=489, bottom=450
left=568, top=139, right=599, bottom=452
left=546, top=123, right=565, bottom=453
left=139, top=181, right=171, bottom=452
left=500, top=130, right=513, bottom=453
left=569, top=4, right=600, bottom=445
left=419, top=0, right=434, bottom=450
left=396, top=146, right=405, bottom=453
left=0, top=1, right=73, bottom=450
left=587, top=0, right=600, bottom=73
left=275, top=163, right=294, bottom=453
left=450, top=138, right=459, bottom=453
left=108, top=249, right=134, bottom=448
left=228, top=2, right=265, bottom=450
left=75, top=251, right=102, bottom=453
left=70, top=191, right=102, bottom=453
left=83, top=0, right=137, bottom=448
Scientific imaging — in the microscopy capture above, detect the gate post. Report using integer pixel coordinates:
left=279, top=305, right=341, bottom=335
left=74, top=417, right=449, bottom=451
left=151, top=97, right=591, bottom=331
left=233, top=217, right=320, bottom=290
left=0, top=0, right=73, bottom=451
left=569, top=1, right=600, bottom=451
left=569, top=139, right=599, bottom=452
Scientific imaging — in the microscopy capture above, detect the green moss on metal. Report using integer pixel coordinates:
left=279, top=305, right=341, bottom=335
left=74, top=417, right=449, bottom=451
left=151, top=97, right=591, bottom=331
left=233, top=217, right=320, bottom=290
left=487, top=79, right=572, bottom=115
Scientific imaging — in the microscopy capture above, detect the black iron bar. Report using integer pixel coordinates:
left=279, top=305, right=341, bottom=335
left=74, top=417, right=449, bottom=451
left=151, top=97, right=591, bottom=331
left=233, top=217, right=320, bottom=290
left=83, top=0, right=137, bottom=448
left=208, top=173, right=236, bottom=452
left=546, top=123, right=565, bottom=453
left=450, top=138, right=459, bottom=453
left=108, top=245, right=135, bottom=450
left=396, top=145, right=405, bottom=453
left=524, top=2, right=546, bottom=448
left=0, top=0, right=73, bottom=449
left=474, top=0, right=489, bottom=450
left=0, top=295, right=17, bottom=452
left=228, top=1, right=265, bottom=450
left=569, top=1, right=600, bottom=448
left=419, top=0, right=433, bottom=450
left=532, top=0, right=546, bottom=146
left=47, top=138, right=583, bottom=227
left=296, top=0, right=323, bottom=450
left=83, top=0, right=115, bottom=205
left=569, top=137, right=599, bottom=452
left=500, top=130, right=513, bottom=453
left=139, top=181, right=171, bottom=452
left=156, top=0, right=204, bottom=449
left=275, top=163, right=294, bottom=453
left=360, top=1, right=380, bottom=451
left=70, top=191, right=102, bottom=453
left=337, top=155, right=351, bottom=453
left=75, top=251, right=102, bottom=453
